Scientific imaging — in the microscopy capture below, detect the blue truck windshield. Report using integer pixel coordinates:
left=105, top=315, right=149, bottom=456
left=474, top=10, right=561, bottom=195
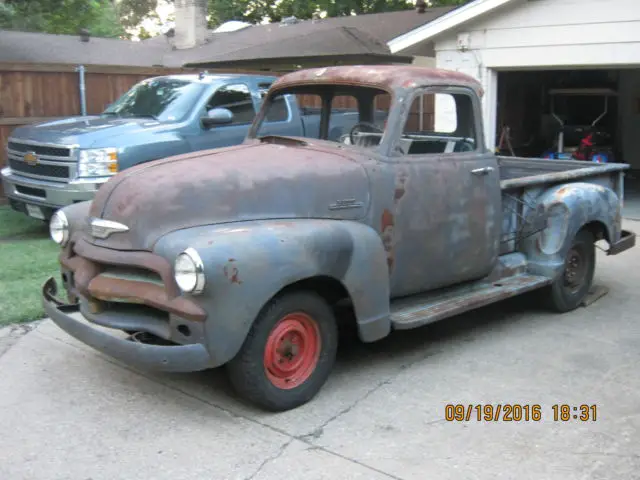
left=103, top=78, right=206, bottom=122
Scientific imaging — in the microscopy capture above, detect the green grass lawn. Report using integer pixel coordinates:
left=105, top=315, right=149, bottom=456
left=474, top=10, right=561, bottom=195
left=0, top=205, right=60, bottom=326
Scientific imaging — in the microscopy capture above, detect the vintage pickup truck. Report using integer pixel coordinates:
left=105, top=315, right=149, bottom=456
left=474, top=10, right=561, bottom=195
left=2, top=72, right=362, bottom=221
left=42, top=65, right=635, bottom=412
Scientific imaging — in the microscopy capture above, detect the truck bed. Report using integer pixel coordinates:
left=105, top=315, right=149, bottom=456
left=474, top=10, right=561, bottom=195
left=498, top=156, right=629, bottom=190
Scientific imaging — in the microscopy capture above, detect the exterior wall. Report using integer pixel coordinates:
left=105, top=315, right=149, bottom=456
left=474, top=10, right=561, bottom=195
left=411, top=56, right=436, bottom=68
left=431, top=0, right=640, bottom=150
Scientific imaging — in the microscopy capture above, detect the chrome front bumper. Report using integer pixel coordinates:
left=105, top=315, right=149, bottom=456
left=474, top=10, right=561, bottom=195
left=2, top=167, right=106, bottom=211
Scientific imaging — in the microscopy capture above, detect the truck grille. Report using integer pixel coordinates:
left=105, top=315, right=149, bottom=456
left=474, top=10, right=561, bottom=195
left=8, top=142, right=71, bottom=158
left=8, top=158, right=70, bottom=179
left=6, top=139, right=75, bottom=182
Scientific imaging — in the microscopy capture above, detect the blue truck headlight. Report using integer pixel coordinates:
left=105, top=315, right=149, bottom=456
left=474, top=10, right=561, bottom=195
left=49, top=210, right=69, bottom=246
left=78, top=148, right=118, bottom=177
left=174, top=248, right=205, bottom=294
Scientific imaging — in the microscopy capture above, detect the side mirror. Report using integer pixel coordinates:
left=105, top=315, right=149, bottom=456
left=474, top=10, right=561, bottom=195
left=201, top=107, right=233, bottom=128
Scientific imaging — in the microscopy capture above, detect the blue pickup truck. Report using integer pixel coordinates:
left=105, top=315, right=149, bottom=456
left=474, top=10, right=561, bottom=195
left=2, top=72, right=369, bottom=220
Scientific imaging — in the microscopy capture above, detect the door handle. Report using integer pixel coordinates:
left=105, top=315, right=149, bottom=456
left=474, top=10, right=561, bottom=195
left=471, top=166, right=495, bottom=176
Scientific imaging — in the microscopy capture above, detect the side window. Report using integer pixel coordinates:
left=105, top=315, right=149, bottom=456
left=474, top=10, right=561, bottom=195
left=206, top=84, right=255, bottom=125
left=258, top=82, right=289, bottom=123
left=399, top=91, right=477, bottom=155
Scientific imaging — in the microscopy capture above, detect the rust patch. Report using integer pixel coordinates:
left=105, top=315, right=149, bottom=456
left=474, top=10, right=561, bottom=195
left=271, top=65, right=483, bottom=99
left=223, top=263, right=242, bottom=284
left=88, top=275, right=207, bottom=321
left=381, top=209, right=395, bottom=271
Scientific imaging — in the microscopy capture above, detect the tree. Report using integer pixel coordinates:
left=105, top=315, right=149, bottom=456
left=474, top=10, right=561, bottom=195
left=0, top=0, right=126, bottom=38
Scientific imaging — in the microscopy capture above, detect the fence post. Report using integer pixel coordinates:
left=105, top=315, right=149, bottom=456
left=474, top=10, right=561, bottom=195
left=75, top=65, right=87, bottom=116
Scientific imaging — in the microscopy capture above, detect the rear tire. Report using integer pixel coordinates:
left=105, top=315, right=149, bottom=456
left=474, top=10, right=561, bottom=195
left=226, top=291, right=338, bottom=412
left=545, top=229, right=596, bottom=313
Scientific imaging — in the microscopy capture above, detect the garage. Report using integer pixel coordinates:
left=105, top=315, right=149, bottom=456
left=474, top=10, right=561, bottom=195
left=388, top=0, right=640, bottom=171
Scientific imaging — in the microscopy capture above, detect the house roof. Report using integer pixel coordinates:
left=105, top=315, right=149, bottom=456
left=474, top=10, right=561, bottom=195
left=154, top=7, right=456, bottom=67
left=0, top=30, right=166, bottom=67
left=163, top=25, right=412, bottom=68
left=0, top=6, right=455, bottom=69
left=388, top=0, right=515, bottom=53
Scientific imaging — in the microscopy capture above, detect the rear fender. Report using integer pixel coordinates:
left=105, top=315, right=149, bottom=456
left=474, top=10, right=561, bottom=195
left=521, top=182, right=620, bottom=279
left=154, top=219, right=391, bottom=366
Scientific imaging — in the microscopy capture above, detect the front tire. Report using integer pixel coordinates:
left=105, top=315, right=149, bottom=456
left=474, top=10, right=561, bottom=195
left=545, top=229, right=596, bottom=312
left=226, top=291, right=338, bottom=412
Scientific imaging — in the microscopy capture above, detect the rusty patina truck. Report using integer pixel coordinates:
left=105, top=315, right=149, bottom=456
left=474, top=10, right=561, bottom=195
left=42, top=65, right=635, bottom=411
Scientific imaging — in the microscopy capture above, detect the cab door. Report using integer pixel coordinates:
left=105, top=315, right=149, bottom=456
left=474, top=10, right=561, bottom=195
left=188, top=83, right=257, bottom=151
left=385, top=87, right=502, bottom=296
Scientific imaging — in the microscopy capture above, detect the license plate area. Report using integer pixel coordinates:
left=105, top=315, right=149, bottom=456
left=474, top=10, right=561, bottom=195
left=26, top=204, right=45, bottom=220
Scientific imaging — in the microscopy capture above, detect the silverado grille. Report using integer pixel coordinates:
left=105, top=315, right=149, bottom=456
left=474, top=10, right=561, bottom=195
left=8, top=159, right=70, bottom=179
left=8, top=142, right=71, bottom=158
left=6, top=140, right=75, bottom=182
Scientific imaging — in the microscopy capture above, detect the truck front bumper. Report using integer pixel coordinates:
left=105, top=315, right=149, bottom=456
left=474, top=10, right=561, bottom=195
left=42, top=277, right=214, bottom=373
left=608, top=229, right=636, bottom=255
left=2, top=168, right=107, bottom=218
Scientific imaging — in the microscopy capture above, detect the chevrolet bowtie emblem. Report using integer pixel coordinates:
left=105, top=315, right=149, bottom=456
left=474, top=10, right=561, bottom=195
left=23, top=151, right=38, bottom=166
left=90, top=218, right=129, bottom=239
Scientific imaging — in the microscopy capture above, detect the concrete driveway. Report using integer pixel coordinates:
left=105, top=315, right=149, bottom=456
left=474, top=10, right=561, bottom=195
left=1, top=222, right=639, bottom=480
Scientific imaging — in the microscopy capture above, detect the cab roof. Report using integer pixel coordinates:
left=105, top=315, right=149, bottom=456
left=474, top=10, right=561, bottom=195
left=271, top=65, right=483, bottom=96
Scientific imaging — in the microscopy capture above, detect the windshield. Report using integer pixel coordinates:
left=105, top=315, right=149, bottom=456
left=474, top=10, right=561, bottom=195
left=252, top=85, right=391, bottom=150
left=103, top=78, right=206, bottom=122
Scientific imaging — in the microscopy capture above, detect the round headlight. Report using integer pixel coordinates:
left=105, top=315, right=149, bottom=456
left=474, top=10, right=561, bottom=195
left=49, top=210, right=69, bottom=246
left=174, top=248, right=205, bottom=294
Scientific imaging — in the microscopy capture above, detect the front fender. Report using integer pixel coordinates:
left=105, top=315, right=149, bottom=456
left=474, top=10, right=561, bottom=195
left=521, top=182, right=621, bottom=279
left=153, top=219, right=391, bottom=366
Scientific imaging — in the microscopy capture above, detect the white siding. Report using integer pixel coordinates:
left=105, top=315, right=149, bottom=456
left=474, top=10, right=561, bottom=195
left=435, top=0, right=640, bottom=68
left=431, top=0, right=640, bottom=150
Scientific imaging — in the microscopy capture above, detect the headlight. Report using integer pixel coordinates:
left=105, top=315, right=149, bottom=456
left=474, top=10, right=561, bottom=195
left=78, top=148, right=118, bottom=177
left=49, top=210, right=69, bottom=246
left=174, top=248, right=205, bottom=294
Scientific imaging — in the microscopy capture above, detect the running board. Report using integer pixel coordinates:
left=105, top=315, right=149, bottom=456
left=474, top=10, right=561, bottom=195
left=390, top=274, right=552, bottom=330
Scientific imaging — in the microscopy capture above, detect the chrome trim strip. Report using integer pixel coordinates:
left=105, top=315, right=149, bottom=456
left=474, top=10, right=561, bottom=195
left=89, top=218, right=130, bottom=239
left=8, top=154, right=76, bottom=167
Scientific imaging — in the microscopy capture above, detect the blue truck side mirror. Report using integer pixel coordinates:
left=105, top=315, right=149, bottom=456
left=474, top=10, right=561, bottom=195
left=202, top=108, right=234, bottom=128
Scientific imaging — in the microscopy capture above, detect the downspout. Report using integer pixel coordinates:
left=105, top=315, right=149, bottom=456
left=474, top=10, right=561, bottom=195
left=75, top=65, right=87, bottom=116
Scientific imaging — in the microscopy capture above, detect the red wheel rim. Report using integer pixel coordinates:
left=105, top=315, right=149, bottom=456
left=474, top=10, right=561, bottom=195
left=264, top=312, right=321, bottom=390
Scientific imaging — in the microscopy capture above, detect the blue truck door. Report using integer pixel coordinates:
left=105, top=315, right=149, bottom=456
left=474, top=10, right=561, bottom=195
left=385, top=88, right=502, bottom=295
left=189, top=83, right=256, bottom=151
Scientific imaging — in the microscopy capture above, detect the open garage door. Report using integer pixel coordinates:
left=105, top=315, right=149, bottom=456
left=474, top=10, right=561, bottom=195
left=495, top=68, right=640, bottom=173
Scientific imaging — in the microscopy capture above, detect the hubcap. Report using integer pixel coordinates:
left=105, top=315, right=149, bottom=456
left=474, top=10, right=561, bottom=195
left=264, top=312, right=321, bottom=390
left=563, top=246, right=587, bottom=293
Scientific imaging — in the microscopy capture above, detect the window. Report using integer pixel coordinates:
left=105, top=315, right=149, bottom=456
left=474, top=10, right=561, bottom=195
left=102, top=78, right=206, bottom=122
left=206, top=84, right=255, bottom=125
left=399, top=91, right=477, bottom=155
left=265, top=96, right=290, bottom=123
left=252, top=86, right=391, bottom=151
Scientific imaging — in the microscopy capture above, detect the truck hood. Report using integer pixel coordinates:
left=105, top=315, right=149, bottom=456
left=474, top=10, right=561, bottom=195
left=9, top=116, right=166, bottom=148
left=85, top=141, right=371, bottom=250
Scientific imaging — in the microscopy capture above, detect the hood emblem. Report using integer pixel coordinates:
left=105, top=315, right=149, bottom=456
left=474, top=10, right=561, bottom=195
left=24, top=151, right=38, bottom=166
left=90, top=218, right=129, bottom=239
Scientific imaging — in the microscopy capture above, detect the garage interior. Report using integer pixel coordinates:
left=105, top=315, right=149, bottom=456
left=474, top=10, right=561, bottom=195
left=495, top=68, right=639, bottom=170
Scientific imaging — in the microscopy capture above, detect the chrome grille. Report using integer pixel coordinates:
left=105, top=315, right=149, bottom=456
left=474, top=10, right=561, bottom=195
left=8, top=158, right=69, bottom=179
left=8, top=142, right=71, bottom=158
left=6, top=139, right=76, bottom=182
